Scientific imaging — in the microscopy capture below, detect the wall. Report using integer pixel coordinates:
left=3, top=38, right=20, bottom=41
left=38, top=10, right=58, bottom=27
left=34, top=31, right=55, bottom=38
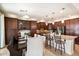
left=0, top=14, right=5, bottom=48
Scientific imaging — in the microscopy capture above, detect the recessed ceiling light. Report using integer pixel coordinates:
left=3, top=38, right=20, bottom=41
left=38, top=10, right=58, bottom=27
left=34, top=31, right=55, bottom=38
left=60, top=8, right=66, bottom=13
left=62, top=8, right=65, bottom=10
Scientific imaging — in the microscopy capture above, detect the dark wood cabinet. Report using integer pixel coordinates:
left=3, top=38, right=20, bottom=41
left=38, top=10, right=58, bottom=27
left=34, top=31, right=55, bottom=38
left=5, top=17, right=18, bottom=44
left=5, top=18, right=17, bottom=29
left=18, top=20, right=37, bottom=37
left=47, top=23, right=53, bottom=30
left=69, top=19, right=75, bottom=35
left=65, top=20, right=70, bottom=35
left=30, top=21, right=37, bottom=37
left=30, top=21, right=37, bottom=30
left=54, top=21, right=65, bottom=34
left=37, top=23, right=40, bottom=30
left=37, top=22, right=47, bottom=30
left=54, top=21, right=61, bottom=27
left=65, top=18, right=79, bottom=36
left=18, top=20, right=31, bottom=30
left=74, top=18, right=79, bottom=36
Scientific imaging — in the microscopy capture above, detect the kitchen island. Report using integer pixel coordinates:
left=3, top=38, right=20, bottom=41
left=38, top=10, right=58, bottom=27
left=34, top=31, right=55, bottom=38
left=61, top=35, right=77, bottom=55
left=47, top=35, right=77, bottom=55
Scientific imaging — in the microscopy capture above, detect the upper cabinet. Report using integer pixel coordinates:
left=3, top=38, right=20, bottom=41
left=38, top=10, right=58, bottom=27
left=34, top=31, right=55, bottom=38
left=65, top=18, right=79, bottom=36
left=18, top=20, right=38, bottom=30
left=5, top=17, right=18, bottom=30
left=18, top=20, right=31, bottom=30
left=30, top=21, right=37, bottom=36
left=47, top=23, right=53, bottom=30
left=37, top=22, right=47, bottom=30
left=73, top=18, right=79, bottom=35
left=30, top=21, right=37, bottom=30
left=65, top=20, right=70, bottom=35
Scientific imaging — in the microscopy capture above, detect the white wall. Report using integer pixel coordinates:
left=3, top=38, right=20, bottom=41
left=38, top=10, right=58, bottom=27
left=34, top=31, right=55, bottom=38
left=0, top=14, right=5, bottom=48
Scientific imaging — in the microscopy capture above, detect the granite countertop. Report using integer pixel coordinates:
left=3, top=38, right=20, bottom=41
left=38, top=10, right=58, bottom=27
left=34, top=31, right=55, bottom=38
left=61, top=35, right=78, bottom=40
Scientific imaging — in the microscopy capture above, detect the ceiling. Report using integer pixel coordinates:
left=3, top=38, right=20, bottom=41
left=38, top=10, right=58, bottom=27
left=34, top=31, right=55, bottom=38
left=0, top=3, right=79, bottom=22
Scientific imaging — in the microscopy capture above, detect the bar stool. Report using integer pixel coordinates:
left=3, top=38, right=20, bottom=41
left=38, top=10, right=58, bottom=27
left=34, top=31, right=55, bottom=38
left=54, top=35, right=66, bottom=55
left=46, top=33, right=54, bottom=48
left=50, top=32, right=55, bottom=48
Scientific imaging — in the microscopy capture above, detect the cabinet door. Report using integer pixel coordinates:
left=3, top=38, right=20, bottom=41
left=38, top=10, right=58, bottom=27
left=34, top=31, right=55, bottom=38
left=69, top=19, right=75, bottom=35
left=47, top=23, right=52, bottom=30
left=39, top=22, right=46, bottom=30
left=31, top=21, right=37, bottom=30
left=5, top=18, right=17, bottom=29
left=37, top=23, right=40, bottom=30
left=65, top=20, right=70, bottom=35
left=74, top=18, right=79, bottom=35
left=25, top=21, right=31, bottom=30
left=5, top=17, right=18, bottom=44
left=65, top=19, right=77, bottom=35
left=30, top=21, right=37, bottom=36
